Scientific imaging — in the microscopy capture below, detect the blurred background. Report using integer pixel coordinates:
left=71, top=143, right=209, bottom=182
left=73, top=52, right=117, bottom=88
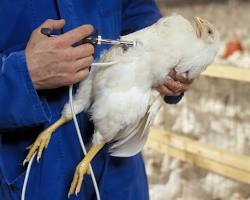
left=144, top=0, right=250, bottom=199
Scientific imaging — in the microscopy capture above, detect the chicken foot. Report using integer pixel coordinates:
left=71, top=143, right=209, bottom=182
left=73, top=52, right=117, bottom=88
left=68, top=144, right=104, bottom=197
left=23, top=117, right=72, bottom=165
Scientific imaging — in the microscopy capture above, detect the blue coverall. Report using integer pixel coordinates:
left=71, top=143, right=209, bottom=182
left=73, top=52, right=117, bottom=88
left=0, top=1, right=182, bottom=199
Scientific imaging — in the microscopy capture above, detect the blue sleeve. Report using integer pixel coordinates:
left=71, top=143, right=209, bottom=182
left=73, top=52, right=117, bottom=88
left=0, top=51, right=51, bottom=131
left=122, top=0, right=183, bottom=104
left=164, top=93, right=184, bottom=104
left=121, top=0, right=161, bottom=35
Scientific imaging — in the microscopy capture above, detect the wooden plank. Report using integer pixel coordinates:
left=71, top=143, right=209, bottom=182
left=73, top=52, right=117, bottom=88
left=147, top=139, right=250, bottom=185
left=148, top=129, right=250, bottom=173
left=146, top=128, right=250, bottom=184
left=202, top=64, right=250, bottom=83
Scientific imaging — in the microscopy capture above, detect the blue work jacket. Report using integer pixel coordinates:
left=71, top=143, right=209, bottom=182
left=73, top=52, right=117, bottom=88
left=0, top=1, right=182, bottom=199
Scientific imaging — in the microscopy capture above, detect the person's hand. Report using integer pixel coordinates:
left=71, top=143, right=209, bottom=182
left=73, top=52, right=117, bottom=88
left=154, top=69, right=193, bottom=96
left=25, top=19, right=94, bottom=90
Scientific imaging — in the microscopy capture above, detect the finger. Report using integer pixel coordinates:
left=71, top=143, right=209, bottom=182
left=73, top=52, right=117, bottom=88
left=38, top=19, right=65, bottom=33
left=73, top=69, right=89, bottom=83
left=30, top=19, right=65, bottom=43
left=175, top=73, right=193, bottom=84
left=175, top=92, right=183, bottom=96
left=164, top=79, right=184, bottom=93
left=74, top=56, right=93, bottom=72
left=57, top=25, right=93, bottom=46
left=156, top=85, right=175, bottom=96
left=168, top=69, right=177, bottom=79
left=169, top=69, right=192, bottom=84
left=72, top=43, right=94, bottom=60
left=181, top=83, right=191, bottom=92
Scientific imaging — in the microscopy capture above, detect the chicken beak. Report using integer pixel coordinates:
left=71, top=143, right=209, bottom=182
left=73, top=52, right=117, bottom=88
left=194, top=17, right=203, bottom=38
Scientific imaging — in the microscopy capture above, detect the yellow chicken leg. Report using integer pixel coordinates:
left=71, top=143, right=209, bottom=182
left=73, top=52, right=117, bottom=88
left=68, top=144, right=104, bottom=197
left=23, top=117, right=72, bottom=165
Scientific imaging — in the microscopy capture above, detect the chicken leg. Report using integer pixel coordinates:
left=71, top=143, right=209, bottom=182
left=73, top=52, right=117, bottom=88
left=68, top=144, right=104, bottom=197
left=23, top=117, right=72, bottom=165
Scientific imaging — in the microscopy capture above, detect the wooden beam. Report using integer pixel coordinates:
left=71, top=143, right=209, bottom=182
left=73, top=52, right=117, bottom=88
left=147, top=139, right=250, bottom=184
left=146, top=128, right=250, bottom=184
left=202, top=64, right=250, bottom=83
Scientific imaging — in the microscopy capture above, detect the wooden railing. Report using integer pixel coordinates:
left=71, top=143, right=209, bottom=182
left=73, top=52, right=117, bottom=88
left=146, top=64, right=250, bottom=184
left=202, top=64, right=250, bottom=83
left=146, top=128, right=250, bottom=184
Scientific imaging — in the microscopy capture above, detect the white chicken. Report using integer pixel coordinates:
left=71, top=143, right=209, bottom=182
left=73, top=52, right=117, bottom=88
left=24, top=14, right=220, bottom=195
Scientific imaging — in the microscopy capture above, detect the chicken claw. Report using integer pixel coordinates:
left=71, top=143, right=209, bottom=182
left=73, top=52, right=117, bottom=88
left=68, top=144, right=104, bottom=197
left=23, top=117, right=70, bottom=165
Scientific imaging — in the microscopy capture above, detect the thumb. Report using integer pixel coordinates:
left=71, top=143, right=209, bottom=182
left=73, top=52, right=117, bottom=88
left=39, top=19, right=65, bottom=31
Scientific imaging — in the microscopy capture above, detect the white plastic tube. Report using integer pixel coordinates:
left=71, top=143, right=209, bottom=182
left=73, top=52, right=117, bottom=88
left=68, top=60, right=118, bottom=199
left=69, top=85, right=101, bottom=200
left=21, top=152, right=36, bottom=200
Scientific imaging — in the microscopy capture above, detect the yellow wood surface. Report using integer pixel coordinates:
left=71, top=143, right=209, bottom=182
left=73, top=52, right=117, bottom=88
left=202, top=64, right=250, bottom=83
left=146, top=128, right=250, bottom=185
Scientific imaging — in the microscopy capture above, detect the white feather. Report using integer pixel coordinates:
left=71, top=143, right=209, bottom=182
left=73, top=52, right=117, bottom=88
left=110, top=91, right=163, bottom=157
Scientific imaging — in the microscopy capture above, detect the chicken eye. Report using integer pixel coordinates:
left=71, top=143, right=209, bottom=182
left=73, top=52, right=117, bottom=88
left=208, top=28, right=213, bottom=35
